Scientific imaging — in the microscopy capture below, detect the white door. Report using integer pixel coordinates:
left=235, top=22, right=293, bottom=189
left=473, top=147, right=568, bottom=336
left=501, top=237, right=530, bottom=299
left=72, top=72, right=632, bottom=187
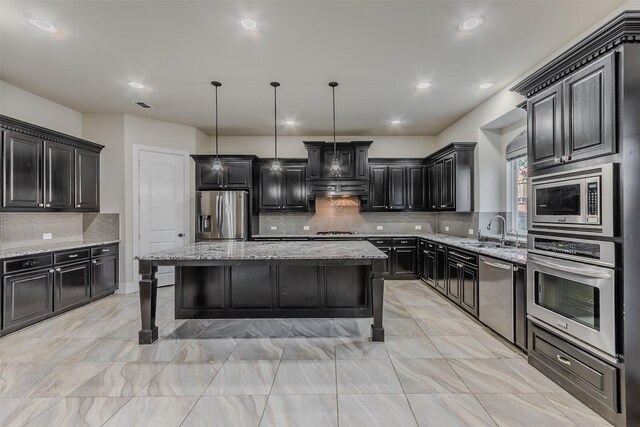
left=138, top=149, right=187, bottom=287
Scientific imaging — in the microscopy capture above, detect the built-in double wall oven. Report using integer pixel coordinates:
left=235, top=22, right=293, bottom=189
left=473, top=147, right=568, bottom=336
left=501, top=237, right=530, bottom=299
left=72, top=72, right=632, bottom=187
left=530, top=163, right=616, bottom=237
left=527, top=235, right=616, bottom=358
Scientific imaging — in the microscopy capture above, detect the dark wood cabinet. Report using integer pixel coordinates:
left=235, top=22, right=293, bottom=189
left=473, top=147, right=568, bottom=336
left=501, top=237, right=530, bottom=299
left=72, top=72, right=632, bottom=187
left=2, top=131, right=42, bottom=209
left=369, top=165, right=389, bottom=210
left=422, top=242, right=437, bottom=286
left=446, top=259, right=461, bottom=303
left=407, top=166, right=426, bottom=210
left=354, top=143, right=370, bottom=180
left=322, top=148, right=354, bottom=179
left=368, top=238, right=416, bottom=278
left=528, top=53, right=616, bottom=173
left=75, top=149, right=100, bottom=210
left=43, top=141, right=75, bottom=210
left=393, top=246, right=416, bottom=276
left=425, top=143, right=475, bottom=212
left=563, top=53, right=616, bottom=163
left=195, top=158, right=252, bottom=190
left=460, top=264, right=478, bottom=316
left=1, top=116, right=103, bottom=212
left=258, top=162, right=307, bottom=211
left=91, top=254, right=118, bottom=299
left=54, top=261, right=91, bottom=311
left=434, top=244, right=448, bottom=294
left=388, top=166, right=407, bottom=210
left=514, top=265, right=527, bottom=351
left=304, top=141, right=371, bottom=181
left=3, top=269, right=53, bottom=330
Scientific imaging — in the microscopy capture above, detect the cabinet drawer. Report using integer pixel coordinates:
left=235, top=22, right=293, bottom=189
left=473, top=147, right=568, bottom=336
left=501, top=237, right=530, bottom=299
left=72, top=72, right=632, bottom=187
left=447, top=249, right=477, bottom=265
left=91, top=244, right=118, bottom=257
left=393, top=238, right=417, bottom=247
left=529, top=322, right=618, bottom=412
left=54, top=249, right=90, bottom=265
left=368, top=238, right=392, bottom=247
left=4, top=254, right=53, bottom=275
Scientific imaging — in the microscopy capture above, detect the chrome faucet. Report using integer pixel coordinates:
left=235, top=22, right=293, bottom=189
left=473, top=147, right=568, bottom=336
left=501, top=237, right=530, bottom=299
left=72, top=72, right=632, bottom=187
left=486, top=215, right=507, bottom=245
left=508, top=228, right=521, bottom=249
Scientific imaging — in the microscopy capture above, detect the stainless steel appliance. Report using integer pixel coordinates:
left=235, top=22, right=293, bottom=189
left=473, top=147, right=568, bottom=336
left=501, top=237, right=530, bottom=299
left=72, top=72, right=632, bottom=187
left=196, top=191, right=248, bottom=240
left=527, top=235, right=616, bottom=358
left=529, top=163, right=616, bottom=236
left=479, top=256, right=515, bottom=343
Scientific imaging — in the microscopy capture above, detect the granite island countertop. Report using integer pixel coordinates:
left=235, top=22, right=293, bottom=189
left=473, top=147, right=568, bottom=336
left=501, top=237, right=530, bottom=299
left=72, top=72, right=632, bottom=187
left=0, top=239, right=121, bottom=260
left=136, top=240, right=388, bottom=261
left=252, top=233, right=527, bottom=265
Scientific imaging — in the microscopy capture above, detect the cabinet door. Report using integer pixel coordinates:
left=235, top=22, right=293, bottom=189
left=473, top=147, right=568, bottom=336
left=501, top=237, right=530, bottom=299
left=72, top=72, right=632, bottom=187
left=225, top=162, right=252, bottom=188
left=460, top=265, right=478, bottom=316
left=306, top=146, right=322, bottom=179
left=75, top=149, right=99, bottom=211
left=282, top=166, right=307, bottom=210
left=434, top=161, right=443, bottom=208
left=196, top=160, right=224, bottom=189
left=54, top=262, right=90, bottom=311
left=3, top=270, right=53, bottom=330
left=417, top=249, right=425, bottom=278
left=91, top=255, right=118, bottom=298
left=446, top=261, right=461, bottom=303
left=388, top=166, right=407, bottom=210
left=43, top=141, right=75, bottom=209
left=393, top=246, right=416, bottom=276
left=354, top=146, right=369, bottom=180
left=441, top=155, right=455, bottom=209
left=427, top=163, right=439, bottom=210
left=259, top=166, right=282, bottom=210
left=2, top=131, right=43, bottom=209
left=425, top=250, right=436, bottom=286
left=514, top=265, right=527, bottom=350
left=563, top=53, right=616, bottom=163
left=322, top=149, right=354, bottom=178
left=528, top=84, right=563, bottom=171
left=435, top=245, right=447, bottom=294
left=369, top=165, right=389, bottom=211
left=378, top=247, right=392, bottom=276
left=407, top=166, right=426, bottom=210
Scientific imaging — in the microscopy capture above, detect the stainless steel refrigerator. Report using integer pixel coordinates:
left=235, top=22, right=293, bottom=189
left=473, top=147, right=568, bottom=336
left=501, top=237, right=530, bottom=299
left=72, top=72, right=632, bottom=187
left=196, top=191, right=248, bottom=240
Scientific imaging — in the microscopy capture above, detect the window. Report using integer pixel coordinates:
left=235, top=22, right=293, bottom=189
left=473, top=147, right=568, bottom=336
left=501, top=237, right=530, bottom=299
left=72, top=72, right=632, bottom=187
left=507, top=154, right=528, bottom=235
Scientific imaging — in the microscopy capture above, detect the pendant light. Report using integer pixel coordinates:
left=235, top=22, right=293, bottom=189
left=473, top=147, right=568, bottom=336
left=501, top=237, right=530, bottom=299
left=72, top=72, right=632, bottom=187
left=328, top=82, right=341, bottom=174
left=270, top=82, right=282, bottom=171
left=211, top=81, right=223, bottom=171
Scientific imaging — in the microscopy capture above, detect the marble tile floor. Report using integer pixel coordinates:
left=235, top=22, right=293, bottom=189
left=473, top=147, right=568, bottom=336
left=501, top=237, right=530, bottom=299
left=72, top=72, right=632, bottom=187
left=0, top=280, right=611, bottom=427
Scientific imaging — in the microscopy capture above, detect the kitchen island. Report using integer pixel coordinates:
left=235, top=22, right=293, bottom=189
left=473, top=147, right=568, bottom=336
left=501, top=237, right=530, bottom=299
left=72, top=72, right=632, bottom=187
left=136, top=240, right=387, bottom=344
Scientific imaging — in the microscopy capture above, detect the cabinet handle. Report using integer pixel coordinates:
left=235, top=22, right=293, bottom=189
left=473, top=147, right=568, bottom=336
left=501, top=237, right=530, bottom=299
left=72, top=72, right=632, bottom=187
left=55, top=268, right=61, bottom=272
left=440, top=204, right=446, bottom=208
left=76, top=204, right=81, bottom=208
left=49, top=269, right=55, bottom=273
left=45, top=204, right=51, bottom=207
left=69, top=254, right=78, bottom=258
left=102, top=249, right=110, bottom=252
left=38, top=203, right=44, bottom=207
left=556, top=355, right=571, bottom=366
left=438, top=245, right=444, bottom=249
left=92, top=260, right=97, bottom=264
left=553, top=157, right=562, bottom=164
left=450, top=251, right=473, bottom=261
left=457, top=263, right=464, bottom=268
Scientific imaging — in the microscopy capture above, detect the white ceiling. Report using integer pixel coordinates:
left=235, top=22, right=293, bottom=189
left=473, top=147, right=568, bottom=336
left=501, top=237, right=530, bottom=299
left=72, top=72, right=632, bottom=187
left=0, top=1, right=624, bottom=136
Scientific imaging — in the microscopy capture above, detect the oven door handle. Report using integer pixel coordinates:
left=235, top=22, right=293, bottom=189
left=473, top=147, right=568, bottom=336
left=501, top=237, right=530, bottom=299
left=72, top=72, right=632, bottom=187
left=533, top=258, right=612, bottom=279
left=480, top=258, right=512, bottom=270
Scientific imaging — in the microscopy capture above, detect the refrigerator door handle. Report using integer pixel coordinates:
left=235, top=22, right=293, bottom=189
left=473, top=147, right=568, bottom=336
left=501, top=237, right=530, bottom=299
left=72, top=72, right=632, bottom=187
left=217, top=193, right=223, bottom=237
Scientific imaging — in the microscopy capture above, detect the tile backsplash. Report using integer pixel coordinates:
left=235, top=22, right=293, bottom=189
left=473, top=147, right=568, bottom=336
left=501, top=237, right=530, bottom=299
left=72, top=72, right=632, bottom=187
left=0, top=213, right=120, bottom=249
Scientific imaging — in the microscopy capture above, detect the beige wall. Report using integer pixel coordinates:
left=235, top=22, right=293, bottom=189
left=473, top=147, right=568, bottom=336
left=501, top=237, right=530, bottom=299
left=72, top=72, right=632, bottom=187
left=0, top=80, right=83, bottom=137
left=198, top=135, right=439, bottom=158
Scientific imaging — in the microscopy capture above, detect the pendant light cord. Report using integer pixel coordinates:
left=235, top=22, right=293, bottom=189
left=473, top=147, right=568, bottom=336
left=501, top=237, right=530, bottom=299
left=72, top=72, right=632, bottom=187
left=211, top=81, right=222, bottom=159
left=332, top=84, right=336, bottom=158
left=274, top=84, right=278, bottom=159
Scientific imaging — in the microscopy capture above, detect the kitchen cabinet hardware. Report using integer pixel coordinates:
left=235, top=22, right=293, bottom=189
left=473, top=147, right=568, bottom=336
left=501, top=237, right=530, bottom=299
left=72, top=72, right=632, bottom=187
left=557, top=355, right=572, bottom=366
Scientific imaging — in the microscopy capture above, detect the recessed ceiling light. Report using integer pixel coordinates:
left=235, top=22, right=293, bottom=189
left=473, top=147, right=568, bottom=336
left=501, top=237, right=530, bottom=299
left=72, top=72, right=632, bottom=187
left=29, top=19, right=57, bottom=33
left=416, top=82, right=432, bottom=90
left=476, top=82, right=494, bottom=90
left=285, top=120, right=296, bottom=126
left=127, top=81, right=145, bottom=89
left=240, top=18, right=259, bottom=31
left=459, top=16, right=483, bottom=32
left=391, top=120, right=402, bottom=125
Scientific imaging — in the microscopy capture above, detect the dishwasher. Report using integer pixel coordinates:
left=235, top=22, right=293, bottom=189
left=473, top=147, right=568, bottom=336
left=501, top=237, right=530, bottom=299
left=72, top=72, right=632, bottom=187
left=479, top=256, right=514, bottom=343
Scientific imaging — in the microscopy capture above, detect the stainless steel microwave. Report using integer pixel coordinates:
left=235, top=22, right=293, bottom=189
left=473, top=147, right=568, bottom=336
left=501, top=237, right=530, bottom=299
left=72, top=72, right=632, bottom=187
left=529, top=163, right=616, bottom=237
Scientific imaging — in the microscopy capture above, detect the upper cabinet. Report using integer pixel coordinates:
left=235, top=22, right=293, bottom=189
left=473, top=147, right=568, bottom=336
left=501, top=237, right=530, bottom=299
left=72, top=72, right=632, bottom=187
left=425, top=143, right=475, bottom=212
left=258, top=161, right=307, bottom=211
left=193, top=156, right=254, bottom=190
left=303, top=141, right=372, bottom=181
left=1, top=116, right=103, bottom=212
left=367, top=160, right=424, bottom=212
left=527, top=53, right=616, bottom=172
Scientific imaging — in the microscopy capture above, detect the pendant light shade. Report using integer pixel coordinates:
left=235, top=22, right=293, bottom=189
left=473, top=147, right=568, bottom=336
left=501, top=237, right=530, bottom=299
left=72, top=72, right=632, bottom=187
left=270, top=82, right=282, bottom=171
left=328, top=82, right=341, bottom=174
left=211, top=81, right=223, bottom=171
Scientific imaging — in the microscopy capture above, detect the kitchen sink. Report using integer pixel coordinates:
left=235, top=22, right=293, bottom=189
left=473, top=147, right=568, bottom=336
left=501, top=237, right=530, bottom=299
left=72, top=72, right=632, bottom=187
left=460, top=241, right=501, bottom=249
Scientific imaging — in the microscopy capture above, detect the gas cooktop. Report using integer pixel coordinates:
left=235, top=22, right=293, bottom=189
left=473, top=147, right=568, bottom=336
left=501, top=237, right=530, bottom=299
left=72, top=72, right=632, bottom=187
left=316, top=231, right=357, bottom=236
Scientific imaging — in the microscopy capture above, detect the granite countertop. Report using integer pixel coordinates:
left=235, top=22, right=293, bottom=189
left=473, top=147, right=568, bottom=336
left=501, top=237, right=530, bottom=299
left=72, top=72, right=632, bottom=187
left=252, top=233, right=527, bottom=265
left=136, top=240, right=387, bottom=261
left=0, top=239, right=121, bottom=260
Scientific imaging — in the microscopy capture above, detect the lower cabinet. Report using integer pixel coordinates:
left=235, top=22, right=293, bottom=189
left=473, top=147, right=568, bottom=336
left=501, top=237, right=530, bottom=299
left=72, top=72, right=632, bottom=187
left=3, top=269, right=53, bottom=330
left=460, top=264, right=478, bottom=316
left=434, top=244, right=448, bottom=294
left=54, top=261, right=91, bottom=311
left=446, top=259, right=461, bottom=303
left=368, top=238, right=417, bottom=278
left=91, top=254, right=118, bottom=299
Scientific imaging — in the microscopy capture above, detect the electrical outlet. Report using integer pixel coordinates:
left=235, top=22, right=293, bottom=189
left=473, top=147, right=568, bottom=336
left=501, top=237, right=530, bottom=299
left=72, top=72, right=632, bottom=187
left=281, top=287, right=288, bottom=296
left=415, top=225, right=422, bottom=230
left=376, top=225, right=384, bottom=230
left=303, top=226, right=310, bottom=231
left=270, top=226, right=278, bottom=231
left=445, top=226, right=449, bottom=232
left=469, top=229, right=474, bottom=235
left=43, top=233, right=52, bottom=240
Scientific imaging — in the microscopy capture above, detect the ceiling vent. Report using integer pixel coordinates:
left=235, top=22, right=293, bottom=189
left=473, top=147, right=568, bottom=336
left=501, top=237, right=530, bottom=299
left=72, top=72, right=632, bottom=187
left=131, top=101, right=152, bottom=109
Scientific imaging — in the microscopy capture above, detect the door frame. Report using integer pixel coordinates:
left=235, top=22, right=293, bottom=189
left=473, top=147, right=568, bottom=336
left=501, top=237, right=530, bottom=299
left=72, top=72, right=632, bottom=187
left=132, top=144, right=190, bottom=290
